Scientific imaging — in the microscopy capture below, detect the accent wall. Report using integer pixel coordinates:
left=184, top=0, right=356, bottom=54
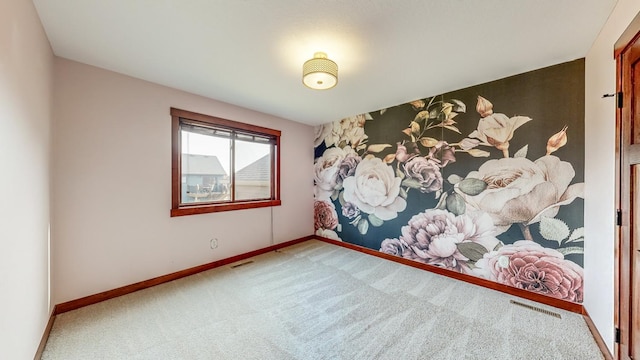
left=314, top=59, right=585, bottom=303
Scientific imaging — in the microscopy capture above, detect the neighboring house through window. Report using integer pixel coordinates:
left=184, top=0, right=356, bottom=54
left=171, top=108, right=281, bottom=216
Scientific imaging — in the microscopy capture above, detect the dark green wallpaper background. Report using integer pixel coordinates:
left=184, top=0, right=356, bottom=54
left=314, top=59, right=585, bottom=303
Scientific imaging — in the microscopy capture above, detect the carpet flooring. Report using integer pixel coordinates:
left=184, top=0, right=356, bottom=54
left=42, top=239, right=603, bottom=359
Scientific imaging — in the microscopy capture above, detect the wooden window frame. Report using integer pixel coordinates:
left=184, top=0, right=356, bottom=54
left=170, top=108, right=281, bottom=217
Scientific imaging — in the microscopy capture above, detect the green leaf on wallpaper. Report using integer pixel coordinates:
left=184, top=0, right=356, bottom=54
left=367, top=144, right=392, bottom=153
left=446, top=193, right=466, bottom=215
left=447, top=174, right=463, bottom=185
left=380, top=109, right=387, bottom=115
left=443, top=125, right=461, bottom=134
left=399, top=187, right=408, bottom=199
left=338, top=192, right=346, bottom=206
left=441, top=103, right=453, bottom=116
left=467, top=149, right=491, bottom=157
left=357, top=218, right=369, bottom=235
left=402, top=178, right=422, bottom=189
left=410, top=121, right=421, bottom=135
left=457, top=178, right=487, bottom=196
left=396, top=168, right=405, bottom=180
left=556, top=246, right=584, bottom=256
left=331, top=191, right=339, bottom=202
left=493, top=242, right=504, bottom=251
left=365, top=113, right=374, bottom=120
left=567, top=227, right=585, bottom=243
left=435, top=192, right=448, bottom=210
left=450, top=99, right=467, bottom=113
left=429, top=109, right=439, bottom=119
left=539, top=217, right=570, bottom=244
left=368, top=214, right=384, bottom=227
left=514, top=144, right=528, bottom=158
left=414, top=111, right=430, bottom=122
left=419, top=137, right=439, bottom=147
left=457, top=242, right=487, bottom=262
left=338, top=140, right=347, bottom=148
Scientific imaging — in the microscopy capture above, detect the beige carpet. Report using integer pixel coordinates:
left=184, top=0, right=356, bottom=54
left=42, top=240, right=603, bottom=359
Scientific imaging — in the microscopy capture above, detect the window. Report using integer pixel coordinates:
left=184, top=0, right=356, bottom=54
left=171, top=108, right=281, bottom=216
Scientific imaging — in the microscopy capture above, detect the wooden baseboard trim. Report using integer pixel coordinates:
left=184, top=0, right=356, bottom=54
left=314, top=236, right=584, bottom=313
left=54, top=236, right=313, bottom=315
left=34, top=305, right=57, bottom=360
left=582, top=308, right=613, bottom=360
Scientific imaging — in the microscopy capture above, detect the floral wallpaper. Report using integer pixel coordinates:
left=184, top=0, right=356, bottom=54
left=313, top=59, right=585, bottom=303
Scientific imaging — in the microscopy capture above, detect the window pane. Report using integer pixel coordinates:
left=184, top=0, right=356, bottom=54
left=234, top=139, right=271, bottom=201
left=181, top=130, right=231, bottom=204
left=172, top=108, right=281, bottom=217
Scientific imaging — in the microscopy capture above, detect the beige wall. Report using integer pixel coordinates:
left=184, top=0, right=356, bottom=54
left=584, top=0, right=640, bottom=353
left=0, top=0, right=53, bottom=358
left=52, top=58, right=314, bottom=304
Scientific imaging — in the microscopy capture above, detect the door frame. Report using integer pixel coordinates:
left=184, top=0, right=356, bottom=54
left=615, top=11, right=640, bottom=360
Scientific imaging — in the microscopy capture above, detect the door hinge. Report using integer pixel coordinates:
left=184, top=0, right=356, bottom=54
left=617, top=92, right=623, bottom=108
left=617, top=209, right=622, bottom=226
left=615, top=327, right=621, bottom=343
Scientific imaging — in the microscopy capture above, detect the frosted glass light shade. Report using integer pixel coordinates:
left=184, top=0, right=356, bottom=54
left=302, top=52, right=338, bottom=90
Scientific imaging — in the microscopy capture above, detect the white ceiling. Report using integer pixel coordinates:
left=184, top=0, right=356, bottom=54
left=33, top=0, right=617, bottom=126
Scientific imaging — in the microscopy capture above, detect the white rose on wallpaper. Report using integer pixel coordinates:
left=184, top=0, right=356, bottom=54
left=469, top=96, right=531, bottom=158
left=342, top=157, right=407, bottom=221
left=338, top=114, right=369, bottom=148
left=455, top=155, right=584, bottom=235
left=323, top=120, right=342, bottom=148
left=314, top=123, right=333, bottom=148
left=316, top=115, right=370, bottom=149
left=313, top=147, right=356, bottom=201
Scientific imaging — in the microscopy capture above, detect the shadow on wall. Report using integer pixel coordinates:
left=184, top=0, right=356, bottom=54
left=313, top=59, right=585, bottom=303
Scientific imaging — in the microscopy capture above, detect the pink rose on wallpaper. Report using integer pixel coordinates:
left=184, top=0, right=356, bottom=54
left=473, top=240, right=583, bottom=302
left=455, top=155, right=584, bottom=235
left=394, top=142, right=419, bottom=163
left=428, top=141, right=456, bottom=167
left=342, top=157, right=407, bottom=221
left=314, top=200, right=338, bottom=231
left=403, top=157, right=443, bottom=193
left=397, top=209, right=500, bottom=273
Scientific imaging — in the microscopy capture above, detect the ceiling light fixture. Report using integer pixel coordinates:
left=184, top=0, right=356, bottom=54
left=302, top=52, right=338, bottom=90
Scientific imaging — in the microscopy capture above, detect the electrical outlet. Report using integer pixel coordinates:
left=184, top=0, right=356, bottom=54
left=210, top=238, right=218, bottom=249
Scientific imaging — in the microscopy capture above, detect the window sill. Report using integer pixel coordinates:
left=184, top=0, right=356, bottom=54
left=170, top=199, right=281, bottom=217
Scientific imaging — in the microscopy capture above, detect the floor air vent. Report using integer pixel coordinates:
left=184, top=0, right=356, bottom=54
left=230, top=260, right=254, bottom=268
left=510, top=300, right=561, bottom=319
